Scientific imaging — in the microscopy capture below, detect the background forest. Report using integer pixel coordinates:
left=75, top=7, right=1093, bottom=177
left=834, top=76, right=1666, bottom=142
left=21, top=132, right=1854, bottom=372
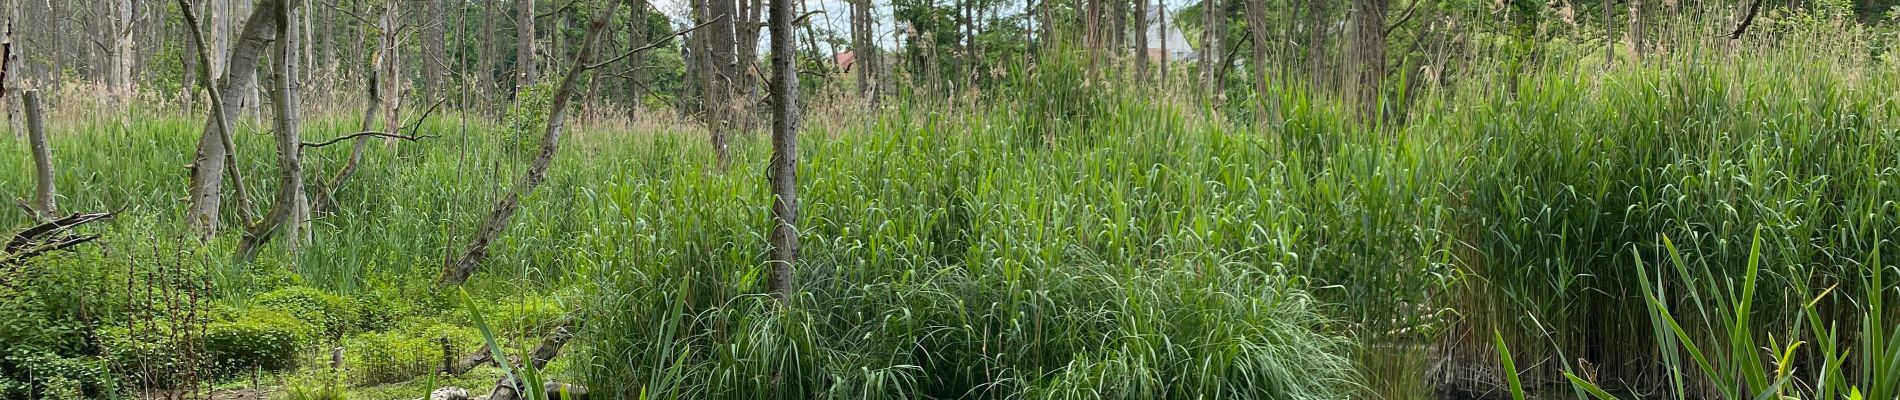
left=4, top=0, right=1900, bottom=399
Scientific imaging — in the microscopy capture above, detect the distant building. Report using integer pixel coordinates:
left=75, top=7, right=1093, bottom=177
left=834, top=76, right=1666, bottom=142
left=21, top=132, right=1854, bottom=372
left=834, top=51, right=859, bottom=72
left=1141, top=7, right=1197, bottom=62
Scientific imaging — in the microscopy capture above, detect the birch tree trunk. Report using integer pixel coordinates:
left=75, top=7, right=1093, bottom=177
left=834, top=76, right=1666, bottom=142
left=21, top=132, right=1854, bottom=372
left=1133, top=0, right=1147, bottom=82
left=3, top=0, right=22, bottom=138
left=767, top=0, right=801, bottom=300
left=237, top=0, right=308, bottom=261
left=23, top=89, right=53, bottom=220
left=103, top=0, right=136, bottom=101
left=184, top=0, right=290, bottom=239
left=380, top=1, right=403, bottom=146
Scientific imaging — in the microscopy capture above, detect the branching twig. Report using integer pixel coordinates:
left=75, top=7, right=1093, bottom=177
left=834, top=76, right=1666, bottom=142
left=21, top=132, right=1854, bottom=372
left=301, top=131, right=437, bottom=148
left=585, top=16, right=726, bottom=70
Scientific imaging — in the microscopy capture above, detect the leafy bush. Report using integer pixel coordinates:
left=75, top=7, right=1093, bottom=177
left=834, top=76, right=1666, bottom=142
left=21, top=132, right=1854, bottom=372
left=342, top=320, right=479, bottom=385
left=253, top=286, right=358, bottom=339
left=203, top=310, right=310, bottom=377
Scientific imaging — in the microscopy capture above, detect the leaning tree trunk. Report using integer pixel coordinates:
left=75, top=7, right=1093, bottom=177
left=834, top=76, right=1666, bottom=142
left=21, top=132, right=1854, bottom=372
left=184, top=0, right=289, bottom=240
left=766, top=0, right=800, bottom=300
left=442, top=0, right=620, bottom=285
left=236, top=0, right=308, bottom=262
left=22, top=89, right=54, bottom=220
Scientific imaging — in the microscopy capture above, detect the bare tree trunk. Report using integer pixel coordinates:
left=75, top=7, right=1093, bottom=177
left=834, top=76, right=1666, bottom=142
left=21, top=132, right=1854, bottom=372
left=735, top=0, right=763, bottom=129
left=184, top=0, right=289, bottom=240
left=767, top=0, right=800, bottom=300
left=852, top=0, right=872, bottom=97
left=1629, top=0, right=1645, bottom=59
left=1604, top=0, right=1614, bottom=68
left=422, top=0, right=447, bottom=101
left=517, top=0, right=537, bottom=87
left=237, top=0, right=307, bottom=262
left=23, top=89, right=53, bottom=220
left=626, top=0, right=647, bottom=114
left=103, top=0, right=135, bottom=100
left=442, top=0, right=620, bottom=285
left=705, top=0, right=736, bottom=170
left=3, top=0, right=22, bottom=138
left=380, top=1, right=403, bottom=146
left=1349, top=0, right=1385, bottom=122
left=1245, top=0, right=1273, bottom=119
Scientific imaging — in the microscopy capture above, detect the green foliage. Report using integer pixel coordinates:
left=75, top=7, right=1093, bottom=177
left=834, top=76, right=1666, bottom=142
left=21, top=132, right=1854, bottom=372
left=342, top=320, right=478, bottom=385
left=281, top=369, right=347, bottom=400
left=203, top=310, right=311, bottom=378
left=254, top=286, right=359, bottom=339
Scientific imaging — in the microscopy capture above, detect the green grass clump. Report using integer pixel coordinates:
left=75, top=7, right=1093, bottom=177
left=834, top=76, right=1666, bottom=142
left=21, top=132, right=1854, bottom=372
left=253, top=286, right=359, bottom=339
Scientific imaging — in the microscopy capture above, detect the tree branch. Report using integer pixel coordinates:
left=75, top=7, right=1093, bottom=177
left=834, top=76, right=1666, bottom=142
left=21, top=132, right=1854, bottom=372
left=301, top=131, right=436, bottom=148
left=585, top=15, right=726, bottom=70
left=1729, top=0, right=1765, bottom=39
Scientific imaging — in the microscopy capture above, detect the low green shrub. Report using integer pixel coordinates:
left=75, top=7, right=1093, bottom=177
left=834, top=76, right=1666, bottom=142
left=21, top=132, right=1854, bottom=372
left=343, top=319, right=480, bottom=385
left=203, top=310, right=311, bottom=377
left=253, top=286, right=358, bottom=339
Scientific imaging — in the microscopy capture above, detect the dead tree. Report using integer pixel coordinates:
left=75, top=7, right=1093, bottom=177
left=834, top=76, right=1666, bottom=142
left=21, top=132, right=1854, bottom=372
left=236, top=0, right=309, bottom=261
left=517, top=0, right=537, bottom=86
left=767, top=0, right=800, bottom=300
left=23, top=89, right=52, bottom=220
left=183, top=0, right=290, bottom=240
left=481, top=317, right=580, bottom=399
left=442, top=0, right=622, bottom=285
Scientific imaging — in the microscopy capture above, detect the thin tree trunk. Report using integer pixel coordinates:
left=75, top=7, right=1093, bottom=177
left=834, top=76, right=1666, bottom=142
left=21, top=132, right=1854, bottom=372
left=1200, top=0, right=1220, bottom=99
left=1604, top=0, right=1614, bottom=68
left=1629, top=0, right=1645, bottom=59
left=1244, top=0, right=1272, bottom=119
left=184, top=0, right=288, bottom=240
left=517, top=0, right=538, bottom=86
left=380, top=1, right=403, bottom=146
left=626, top=0, right=646, bottom=114
left=443, top=0, right=620, bottom=285
left=3, top=0, right=22, bottom=138
left=314, top=19, right=390, bottom=215
left=237, top=0, right=308, bottom=262
left=767, top=0, right=800, bottom=300
left=23, top=89, right=53, bottom=220
left=706, top=0, right=736, bottom=169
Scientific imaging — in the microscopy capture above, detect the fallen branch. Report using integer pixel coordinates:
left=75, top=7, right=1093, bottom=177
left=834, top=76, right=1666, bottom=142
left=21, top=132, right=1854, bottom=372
left=448, top=316, right=577, bottom=376
left=2, top=211, right=114, bottom=270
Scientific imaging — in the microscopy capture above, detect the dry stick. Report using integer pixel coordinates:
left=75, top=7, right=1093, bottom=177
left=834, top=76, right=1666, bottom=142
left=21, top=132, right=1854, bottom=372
left=179, top=0, right=259, bottom=226
left=585, top=16, right=725, bottom=70
left=22, top=90, right=53, bottom=220
left=441, top=0, right=622, bottom=285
